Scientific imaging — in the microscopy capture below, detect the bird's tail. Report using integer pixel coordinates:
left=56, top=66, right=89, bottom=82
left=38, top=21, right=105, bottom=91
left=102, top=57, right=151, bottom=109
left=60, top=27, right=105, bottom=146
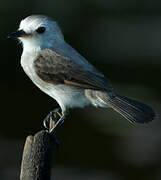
left=107, top=94, right=155, bottom=123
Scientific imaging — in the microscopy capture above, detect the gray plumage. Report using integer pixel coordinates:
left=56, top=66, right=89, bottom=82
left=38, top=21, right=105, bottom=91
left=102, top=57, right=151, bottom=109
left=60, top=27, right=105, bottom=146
left=34, top=49, right=112, bottom=91
left=13, top=15, right=155, bottom=123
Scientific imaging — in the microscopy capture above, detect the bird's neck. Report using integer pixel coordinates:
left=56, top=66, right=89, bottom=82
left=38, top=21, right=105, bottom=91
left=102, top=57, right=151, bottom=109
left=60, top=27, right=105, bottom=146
left=22, top=41, right=40, bottom=55
left=22, top=38, right=65, bottom=54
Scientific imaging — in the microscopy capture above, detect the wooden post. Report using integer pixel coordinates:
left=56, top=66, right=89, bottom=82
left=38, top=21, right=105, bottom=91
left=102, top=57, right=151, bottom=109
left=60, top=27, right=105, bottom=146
left=20, top=120, right=58, bottom=180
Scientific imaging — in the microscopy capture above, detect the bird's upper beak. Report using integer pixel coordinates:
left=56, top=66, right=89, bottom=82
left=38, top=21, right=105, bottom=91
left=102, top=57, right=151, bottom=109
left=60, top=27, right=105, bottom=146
left=8, top=30, right=31, bottom=38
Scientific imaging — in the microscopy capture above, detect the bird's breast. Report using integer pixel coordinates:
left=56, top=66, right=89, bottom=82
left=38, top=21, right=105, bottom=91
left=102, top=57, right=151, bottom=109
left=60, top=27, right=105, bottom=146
left=21, top=52, right=53, bottom=92
left=20, top=52, right=91, bottom=110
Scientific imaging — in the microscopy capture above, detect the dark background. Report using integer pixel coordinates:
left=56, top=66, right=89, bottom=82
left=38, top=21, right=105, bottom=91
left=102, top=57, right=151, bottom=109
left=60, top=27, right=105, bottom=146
left=1, top=0, right=161, bottom=179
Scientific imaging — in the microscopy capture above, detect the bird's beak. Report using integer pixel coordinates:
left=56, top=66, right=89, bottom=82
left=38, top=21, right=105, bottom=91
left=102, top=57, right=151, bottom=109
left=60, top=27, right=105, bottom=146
left=8, top=30, right=30, bottom=38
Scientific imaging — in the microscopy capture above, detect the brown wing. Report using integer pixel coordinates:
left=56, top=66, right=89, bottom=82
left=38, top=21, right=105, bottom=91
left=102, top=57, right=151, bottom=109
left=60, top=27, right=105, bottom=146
left=34, top=49, right=113, bottom=91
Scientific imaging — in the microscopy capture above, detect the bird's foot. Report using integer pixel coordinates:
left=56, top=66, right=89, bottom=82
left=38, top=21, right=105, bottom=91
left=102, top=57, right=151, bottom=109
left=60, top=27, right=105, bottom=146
left=43, top=108, right=65, bottom=134
left=49, top=114, right=65, bottom=134
left=43, top=108, right=60, bottom=129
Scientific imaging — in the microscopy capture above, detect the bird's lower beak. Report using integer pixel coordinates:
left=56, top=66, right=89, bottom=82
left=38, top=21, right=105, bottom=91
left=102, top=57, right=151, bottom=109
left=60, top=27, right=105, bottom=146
left=8, top=30, right=27, bottom=38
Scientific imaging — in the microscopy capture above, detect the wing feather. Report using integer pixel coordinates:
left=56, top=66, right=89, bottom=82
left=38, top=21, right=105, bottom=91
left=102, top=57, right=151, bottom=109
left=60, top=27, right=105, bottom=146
left=34, top=49, right=113, bottom=91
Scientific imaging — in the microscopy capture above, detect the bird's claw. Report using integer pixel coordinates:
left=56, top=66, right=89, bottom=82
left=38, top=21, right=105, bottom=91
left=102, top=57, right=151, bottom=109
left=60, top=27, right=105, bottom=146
left=43, top=108, right=65, bottom=134
left=49, top=115, right=65, bottom=134
left=43, top=108, right=60, bottom=129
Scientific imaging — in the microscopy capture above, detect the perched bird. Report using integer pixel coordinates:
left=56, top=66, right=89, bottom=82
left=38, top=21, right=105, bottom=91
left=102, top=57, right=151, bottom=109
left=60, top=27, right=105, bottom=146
left=9, top=15, right=155, bottom=133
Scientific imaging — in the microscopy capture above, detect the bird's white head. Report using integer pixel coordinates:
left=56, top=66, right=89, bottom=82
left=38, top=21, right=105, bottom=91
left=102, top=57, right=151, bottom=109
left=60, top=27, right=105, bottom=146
left=10, top=15, right=64, bottom=52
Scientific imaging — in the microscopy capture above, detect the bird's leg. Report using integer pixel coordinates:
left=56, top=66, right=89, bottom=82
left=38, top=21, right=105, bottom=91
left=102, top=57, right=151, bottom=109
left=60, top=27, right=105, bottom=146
left=43, top=108, right=61, bottom=130
left=49, top=111, right=67, bottom=134
left=43, top=108, right=67, bottom=134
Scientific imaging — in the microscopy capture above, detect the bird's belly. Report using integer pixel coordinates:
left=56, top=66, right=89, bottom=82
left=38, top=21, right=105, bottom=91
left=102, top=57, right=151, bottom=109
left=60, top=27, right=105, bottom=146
left=21, top=58, right=90, bottom=111
left=46, top=84, right=91, bottom=111
left=21, top=56, right=105, bottom=111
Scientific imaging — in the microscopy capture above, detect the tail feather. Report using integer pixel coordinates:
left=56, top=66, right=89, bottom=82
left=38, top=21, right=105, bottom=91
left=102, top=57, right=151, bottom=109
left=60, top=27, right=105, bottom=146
left=108, top=94, right=155, bottom=123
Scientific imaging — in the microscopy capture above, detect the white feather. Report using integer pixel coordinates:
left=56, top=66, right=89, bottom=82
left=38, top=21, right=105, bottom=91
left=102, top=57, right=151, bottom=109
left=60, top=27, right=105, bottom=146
left=19, top=15, right=107, bottom=112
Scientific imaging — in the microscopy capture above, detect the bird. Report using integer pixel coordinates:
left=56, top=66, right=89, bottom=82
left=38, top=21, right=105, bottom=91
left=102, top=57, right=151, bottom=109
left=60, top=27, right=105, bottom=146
left=8, top=15, right=155, bottom=133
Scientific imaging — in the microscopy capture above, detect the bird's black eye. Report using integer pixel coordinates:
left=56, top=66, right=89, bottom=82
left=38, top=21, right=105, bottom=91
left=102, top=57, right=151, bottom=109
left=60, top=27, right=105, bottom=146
left=36, top=27, right=46, bottom=34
